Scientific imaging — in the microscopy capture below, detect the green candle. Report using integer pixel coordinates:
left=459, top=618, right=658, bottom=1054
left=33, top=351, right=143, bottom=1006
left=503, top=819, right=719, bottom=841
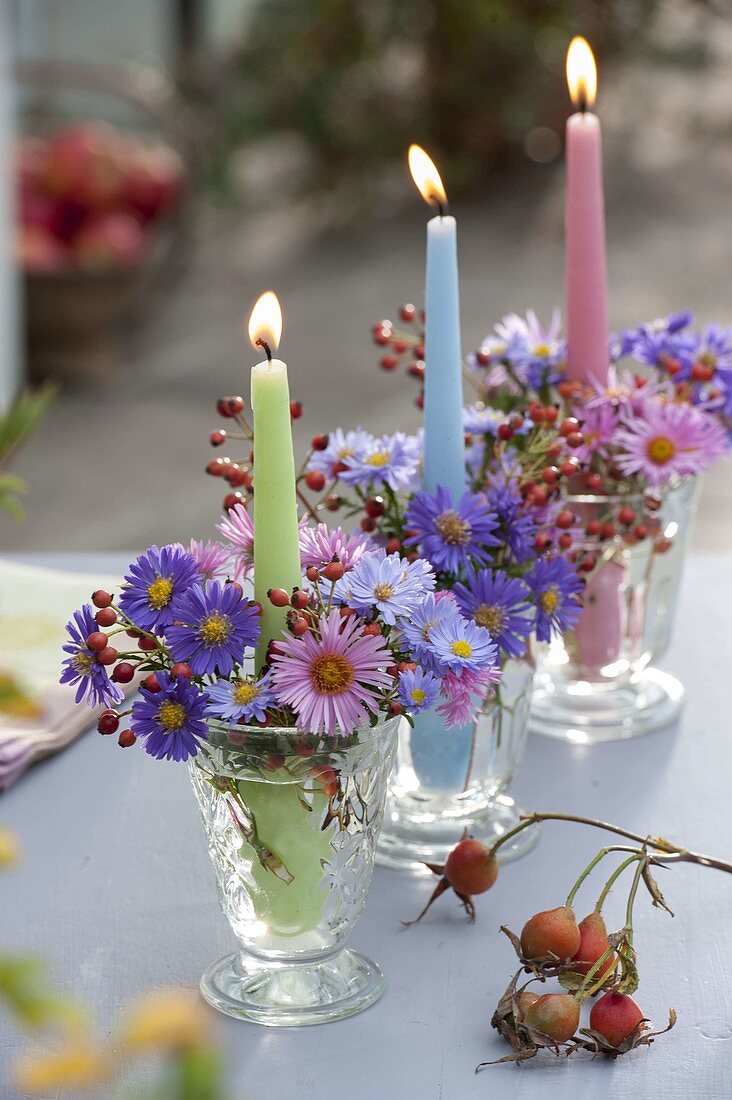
left=249, top=292, right=302, bottom=669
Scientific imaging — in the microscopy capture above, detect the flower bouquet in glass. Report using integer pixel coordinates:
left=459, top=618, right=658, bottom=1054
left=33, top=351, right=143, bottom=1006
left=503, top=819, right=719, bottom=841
left=60, top=527, right=500, bottom=1025
left=378, top=305, right=730, bottom=743
left=292, top=389, right=584, bottom=871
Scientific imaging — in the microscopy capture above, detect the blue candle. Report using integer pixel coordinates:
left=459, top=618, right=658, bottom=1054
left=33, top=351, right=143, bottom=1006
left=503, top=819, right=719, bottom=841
left=409, top=145, right=465, bottom=500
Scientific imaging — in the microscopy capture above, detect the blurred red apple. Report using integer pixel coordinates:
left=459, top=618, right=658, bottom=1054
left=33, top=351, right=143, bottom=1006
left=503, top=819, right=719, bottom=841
left=73, top=212, right=147, bottom=270
left=44, top=124, right=125, bottom=210
left=16, top=224, right=70, bottom=274
left=121, top=142, right=183, bottom=222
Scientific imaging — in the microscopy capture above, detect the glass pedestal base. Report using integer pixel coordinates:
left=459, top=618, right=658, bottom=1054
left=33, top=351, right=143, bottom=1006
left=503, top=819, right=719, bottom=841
left=530, top=667, right=684, bottom=745
left=376, top=793, right=541, bottom=874
left=200, top=948, right=385, bottom=1026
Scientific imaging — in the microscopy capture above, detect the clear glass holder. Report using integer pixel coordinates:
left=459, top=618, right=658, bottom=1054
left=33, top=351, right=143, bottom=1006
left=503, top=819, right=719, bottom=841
left=189, top=716, right=399, bottom=1026
left=376, top=660, right=539, bottom=873
left=530, top=477, right=698, bottom=744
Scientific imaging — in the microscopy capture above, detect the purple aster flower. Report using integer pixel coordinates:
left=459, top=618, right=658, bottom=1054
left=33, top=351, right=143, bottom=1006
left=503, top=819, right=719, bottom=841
left=217, top=504, right=254, bottom=581
left=206, top=672, right=276, bottom=725
left=629, top=325, right=697, bottom=376
left=118, top=545, right=200, bottom=634
left=299, top=522, right=373, bottom=571
left=398, top=666, right=440, bottom=714
left=525, top=556, right=583, bottom=643
left=453, top=569, right=532, bottom=660
left=427, top=615, right=498, bottom=678
left=338, top=549, right=435, bottom=625
left=614, top=399, right=728, bottom=486
left=307, top=427, right=374, bottom=479
left=131, top=672, right=209, bottom=762
left=398, top=591, right=460, bottom=671
left=691, top=324, right=732, bottom=374
left=485, top=481, right=538, bottom=565
left=498, top=309, right=566, bottom=387
left=188, top=539, right=230, bottom=581
left=405, top=486, right=499, bottom=573
left=167, top=581, right=261, bottom=676
left=60, top=604, right=124, bottom=707
left=436, top=667, right=501, bottom=727
left=269, top=609, right=393, bottom=734
left=340, top=431, right=421, bottom=492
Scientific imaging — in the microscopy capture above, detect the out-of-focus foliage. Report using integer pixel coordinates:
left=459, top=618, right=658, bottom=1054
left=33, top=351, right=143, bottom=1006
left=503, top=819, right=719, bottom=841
left=206, top=0, right=671, bottom=201
left=0, top=385, right=55, bottom=521
left=0, top=827, right=228, bottom=1098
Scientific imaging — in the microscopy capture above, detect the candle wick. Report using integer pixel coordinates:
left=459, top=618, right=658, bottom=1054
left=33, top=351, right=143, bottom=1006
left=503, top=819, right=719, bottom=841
left=255, top=338, right=273, bottom=363
left=435, top=198, right=446, bottom=218
left=578, top=87, right=587, bottom=116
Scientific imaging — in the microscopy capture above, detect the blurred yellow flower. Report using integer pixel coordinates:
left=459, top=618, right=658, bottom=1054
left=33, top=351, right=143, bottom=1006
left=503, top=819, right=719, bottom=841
left=0, top=826, right=20, bottom=868
left=119, top=987, right=215, bottom=1055
left=13, top=1037, right=110, bottom=1094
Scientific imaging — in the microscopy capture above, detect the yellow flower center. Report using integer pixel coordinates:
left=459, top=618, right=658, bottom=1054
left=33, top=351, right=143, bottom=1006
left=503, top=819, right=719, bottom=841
left=451, top=640, right=473, bottom=658
left=198, top=613, right=232, bottom=647
left=311, top=652, right=355, bottom=695
left=74, top=652, right=93, bottom=673
left=233, top=681, right=259, bottom=705
left=646, top=435, right=676, bottom=465
left=474, top=604, right=504, bottom=634
left=367, top=451, right=390, bottom=467
left=147, top=575, right=174, bottom=610
left=533, top=342, right=550, bottom=356
left=699, top=352, right=716, bottom=369
left=410, top=688, right=426, bottom=705
left=539, top=585, right=560, bottom=614
left=435, top=510, right=471, bottom=545
left=421, top=620, right=437, bottom=641
left=374, top=582, right=395, bottom=600
left=157, top=701, right=187, bottom=731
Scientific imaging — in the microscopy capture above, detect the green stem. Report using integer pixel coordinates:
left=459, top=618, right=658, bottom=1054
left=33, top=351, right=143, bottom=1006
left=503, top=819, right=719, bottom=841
left=565, top=845, right=639, bottom=908
left=594, top=853, right=642, bottom=913
left=625, top=850, right=649, bottom=947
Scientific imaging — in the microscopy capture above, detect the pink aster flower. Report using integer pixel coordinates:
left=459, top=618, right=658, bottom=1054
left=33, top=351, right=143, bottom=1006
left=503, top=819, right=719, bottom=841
left=188, top=539, right=230, bottom=580
left=586, top=367, right=673, bottom=416
left=614, top=399, right=728, bottom=486
left=571, top=401, right=619, bottom=464
left=269, top=609, right=393, bottom=735
left=217, top=504, right=254, bottom=580
left=298, top=521, right=374, bottom=571
left=436, top=666, right=501, bottom=728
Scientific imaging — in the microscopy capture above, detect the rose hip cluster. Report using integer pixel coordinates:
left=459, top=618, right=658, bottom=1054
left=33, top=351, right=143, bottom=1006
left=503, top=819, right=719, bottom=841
left=485, top=899, right=674, bottom=1065
left=88, top=587, right=190, bottom=749
left=372, top=304, right=426, bottom=408
left=207, top=396, right=341, bottom=519
left=402, top=812, right=732, bottom=1067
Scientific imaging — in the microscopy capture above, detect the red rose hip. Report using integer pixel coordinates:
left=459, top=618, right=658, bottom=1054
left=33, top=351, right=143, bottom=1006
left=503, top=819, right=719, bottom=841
left=589, top=991, right=644, bottom=1047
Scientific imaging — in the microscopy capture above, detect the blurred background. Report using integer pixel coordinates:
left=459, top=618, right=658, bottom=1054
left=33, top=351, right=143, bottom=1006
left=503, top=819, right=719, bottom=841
left=2, top=0, right=731, bottom=554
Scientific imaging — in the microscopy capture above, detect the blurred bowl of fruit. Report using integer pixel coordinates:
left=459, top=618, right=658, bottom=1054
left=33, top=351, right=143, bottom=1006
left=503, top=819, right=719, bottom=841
left=15, top=62, right=191, bottom=383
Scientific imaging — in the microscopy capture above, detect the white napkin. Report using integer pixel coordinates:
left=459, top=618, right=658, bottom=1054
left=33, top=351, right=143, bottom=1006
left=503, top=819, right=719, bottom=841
left=0, top=559, right=130, bottom=791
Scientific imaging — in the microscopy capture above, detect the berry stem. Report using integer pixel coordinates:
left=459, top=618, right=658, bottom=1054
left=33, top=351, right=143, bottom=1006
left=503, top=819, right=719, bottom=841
left=594, top=852, right=642, bottom=913
left=565, top=844, right=639, bottom=908
left=488, top=811, right=732, bottom=876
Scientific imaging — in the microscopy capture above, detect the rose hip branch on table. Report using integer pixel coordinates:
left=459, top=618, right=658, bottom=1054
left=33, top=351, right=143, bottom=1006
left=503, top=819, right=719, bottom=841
left=58, top=34, right=732, bottom=1068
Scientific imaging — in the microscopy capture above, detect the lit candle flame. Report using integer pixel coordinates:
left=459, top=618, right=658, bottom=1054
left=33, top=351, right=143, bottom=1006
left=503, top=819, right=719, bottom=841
left=408, top=144, right=447, bottom=211
left=566, top=36, right=597, bottom=111
left=248, top=291, right=283, bottom=356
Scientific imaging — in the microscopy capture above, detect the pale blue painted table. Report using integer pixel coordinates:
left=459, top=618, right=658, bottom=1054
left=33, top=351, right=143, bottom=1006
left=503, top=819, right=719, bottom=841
left=2, top=553, right=732, bottom=1099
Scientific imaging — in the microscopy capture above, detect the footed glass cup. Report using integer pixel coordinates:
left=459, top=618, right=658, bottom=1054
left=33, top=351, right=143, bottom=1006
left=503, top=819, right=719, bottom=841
left=189, top=716, right=398, bottom=1026
left=376, top=660, right=539, bottom=873
left=530, top=477, right=698, bottom=744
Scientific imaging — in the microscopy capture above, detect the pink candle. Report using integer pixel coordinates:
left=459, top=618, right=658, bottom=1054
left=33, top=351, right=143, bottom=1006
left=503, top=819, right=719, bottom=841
left=565, top=37, right=609, bottom=387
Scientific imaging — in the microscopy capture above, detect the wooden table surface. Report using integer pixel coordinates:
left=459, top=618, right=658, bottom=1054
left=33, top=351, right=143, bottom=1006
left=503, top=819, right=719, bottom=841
left=2, top=553, right=732, bottom=1099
